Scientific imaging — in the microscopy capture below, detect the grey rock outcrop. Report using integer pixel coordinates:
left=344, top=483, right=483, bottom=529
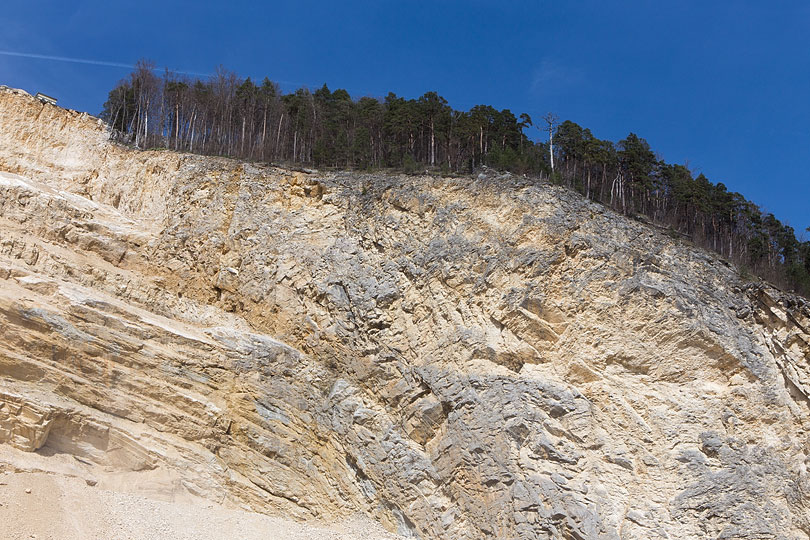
left=1, top=86, right=809, bottom=538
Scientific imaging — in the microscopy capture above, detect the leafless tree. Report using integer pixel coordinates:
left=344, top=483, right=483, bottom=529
left=541, top=112, right=558, bottom=172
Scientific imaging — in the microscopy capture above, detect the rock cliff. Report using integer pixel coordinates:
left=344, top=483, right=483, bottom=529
left=1, top=85, right=809, bottom=539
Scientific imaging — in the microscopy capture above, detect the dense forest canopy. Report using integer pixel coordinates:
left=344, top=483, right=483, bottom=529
left=101, top=60, right=810, bottom=297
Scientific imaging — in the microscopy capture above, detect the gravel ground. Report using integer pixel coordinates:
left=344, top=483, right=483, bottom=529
left=0, top=467, right=402, bottom=540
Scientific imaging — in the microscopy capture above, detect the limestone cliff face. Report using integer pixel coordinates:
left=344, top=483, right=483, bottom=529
left=1, top=86, right=809, bottom=539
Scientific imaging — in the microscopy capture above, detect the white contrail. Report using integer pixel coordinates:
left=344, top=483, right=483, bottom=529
left=0, top=50, right=371, bottom=94
left=0, top=51, right=209, bottom=77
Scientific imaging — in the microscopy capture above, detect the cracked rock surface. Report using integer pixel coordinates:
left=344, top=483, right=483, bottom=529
left=1, top=86, right=810, bottom=539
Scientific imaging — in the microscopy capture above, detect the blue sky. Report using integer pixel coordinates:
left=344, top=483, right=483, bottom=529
left=2, top=1, right=808, bottom=233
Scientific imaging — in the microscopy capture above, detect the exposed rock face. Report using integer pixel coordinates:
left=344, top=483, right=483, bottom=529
left=1, top=86, right=809, bottom=539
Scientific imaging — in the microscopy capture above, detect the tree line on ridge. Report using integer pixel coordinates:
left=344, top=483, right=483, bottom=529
left=100, top=60, right=810, bottom=297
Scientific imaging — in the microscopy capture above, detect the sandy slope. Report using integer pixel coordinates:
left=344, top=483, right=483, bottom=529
left=0, top=447, right=399, bottom=540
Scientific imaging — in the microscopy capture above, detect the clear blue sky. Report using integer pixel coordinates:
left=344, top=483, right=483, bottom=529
left=2, top=1, right=808, bottom=234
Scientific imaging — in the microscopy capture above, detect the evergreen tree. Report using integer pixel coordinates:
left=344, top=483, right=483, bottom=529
left=98, top=60, right=809, bottom=298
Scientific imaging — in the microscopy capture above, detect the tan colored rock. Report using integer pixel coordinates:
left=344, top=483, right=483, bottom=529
left=1, top=86, right=810, bottom=539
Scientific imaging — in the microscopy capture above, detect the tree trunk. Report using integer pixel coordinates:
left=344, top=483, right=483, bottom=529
left=189, top=111, right=196, bottom=153
left=241, top=116, right=246, bottom=156
left=430, top=118, right=435, bottom=166
left=144, top=99, right=149, bottom=148
left=275, top=113, right=284, bottom=159
left=586, top=168, right=591, bottom=199
left=175, top=103, right=180, bottom=150
left=261, top=107, right=267, bottom=159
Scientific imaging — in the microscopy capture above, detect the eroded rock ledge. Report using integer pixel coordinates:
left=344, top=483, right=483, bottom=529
left=1, top=86, right=809, bottom=539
